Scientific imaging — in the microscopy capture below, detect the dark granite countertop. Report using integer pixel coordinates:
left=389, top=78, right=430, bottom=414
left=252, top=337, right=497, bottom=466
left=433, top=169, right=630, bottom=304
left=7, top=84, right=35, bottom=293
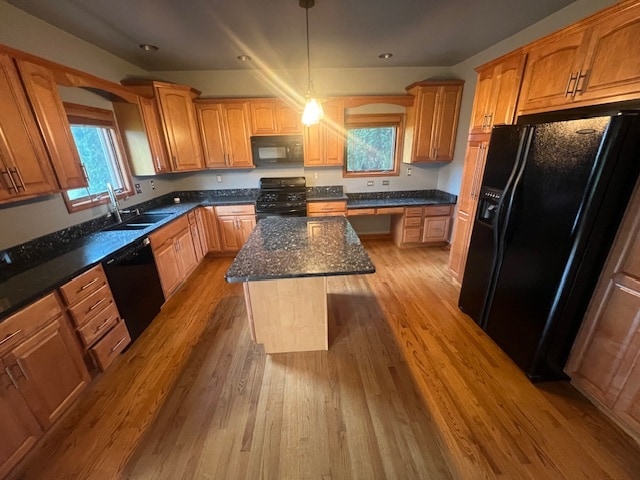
left=346, top=190, right=457, bottom=209
left=225, top=217, right=375, bottom=282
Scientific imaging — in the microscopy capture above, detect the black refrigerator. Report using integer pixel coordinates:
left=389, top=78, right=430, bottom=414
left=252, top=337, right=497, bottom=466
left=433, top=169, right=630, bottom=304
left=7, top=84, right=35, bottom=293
left=458, top=112, right=640, bottom=381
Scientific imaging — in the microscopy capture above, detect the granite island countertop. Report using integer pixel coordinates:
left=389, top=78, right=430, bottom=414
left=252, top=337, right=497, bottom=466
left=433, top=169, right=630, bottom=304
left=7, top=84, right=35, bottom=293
left=225, top=217, right=375, bottom=282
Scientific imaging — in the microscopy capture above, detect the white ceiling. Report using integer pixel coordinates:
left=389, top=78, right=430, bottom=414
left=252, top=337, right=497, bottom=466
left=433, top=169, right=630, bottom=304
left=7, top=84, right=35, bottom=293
left=6, top=0, right=576, bottom=72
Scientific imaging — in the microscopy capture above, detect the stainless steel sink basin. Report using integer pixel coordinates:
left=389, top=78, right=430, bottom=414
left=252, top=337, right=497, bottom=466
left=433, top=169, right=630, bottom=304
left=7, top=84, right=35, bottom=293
left=103, top=212, right=172, bottom=231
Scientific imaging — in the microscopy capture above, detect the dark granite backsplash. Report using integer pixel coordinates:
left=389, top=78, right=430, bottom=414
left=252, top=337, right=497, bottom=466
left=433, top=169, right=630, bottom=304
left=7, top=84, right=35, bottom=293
left=176, top=189, right=259, bottom=202
left=307, top=185, right=344, bottom=197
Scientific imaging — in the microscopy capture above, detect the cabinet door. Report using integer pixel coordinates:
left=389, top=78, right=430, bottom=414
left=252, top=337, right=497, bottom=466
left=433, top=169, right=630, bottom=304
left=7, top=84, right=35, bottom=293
left=0, top=54, right=57, bottom=202
left=490, top=52, right=526, bottom=128
left=412, top=86, right=439, bottom=161
left=138, top=96, right=171, bottom=173
left=518, top=29, right=590, bottom=113
left=275, top=103, right=301, bottom=133
left=578, top=4, right=640, bottom=104
left=322, top=99, right=345, bottom=166
left=155, top=85, right=204, bottom=171
left=613, top=343, right=640, bottom=434
left=195, top=208, right=209, bottom=258
left=0, top=359, right=42, bottom=480
left=433, top=84, right=463, bottom=162
left=203, top=206, right=222, bottom=252
left=4, top=316, right=89, bottom=429
left=153, top=241, right=182, bottom=297
left=224, top=103, right=253, bottom=167
left=422, top=216, right=451, bottom=243
left=448, top=212, right=473, bottom=280
left=303, top=122, right=323, bottom=166
left=196, top=103, right=228, bottom=168
left=190, top=222, right=204, bottom=263
left=249, top=101, right=277, bottom=135
left=15, top=59, right=87, bottom=190
left=176, top=228, right=198, bottom=276
left=237, top=215, right=256, bottom=245
left=457, top=139, right=488, bottom=216
left=217, top=217, right=242, bottom=251
left=469, top=67, right=497, bottom=135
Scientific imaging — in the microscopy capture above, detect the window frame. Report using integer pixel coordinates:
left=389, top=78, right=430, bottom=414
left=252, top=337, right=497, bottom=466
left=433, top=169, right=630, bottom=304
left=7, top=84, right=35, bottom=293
left=343, top=113, right=404, bottom=178
left=62, top=102, right=133, bottom=213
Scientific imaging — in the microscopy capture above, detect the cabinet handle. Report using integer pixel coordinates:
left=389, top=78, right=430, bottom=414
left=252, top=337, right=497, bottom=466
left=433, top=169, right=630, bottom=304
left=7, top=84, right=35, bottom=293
left=4, top=367, right=18, bottom=388
left=0, top=329, right=22, bottom=346
left=88, top=297, right=107, bottom=312
left=155, top=156, right=162, bottom=171
left=171, top=156, right=177, bottom=169
left=565, top=72, right=578, bottom=97
left=110, top=337, right=127, bottom=353
left=432, top=146, right=438, bottom=159
left=9, top=167, right=26, bottom=192
left=573, top=70, right=587, bottom=97
left=95, top=316, right=114, bottom=333
left=471, top=143, right=485, bottom=199
left=15, top=359, right=28, bottom=381
left=1, top=169, right=18, bottom=193
left=485, top=113, right=493, bottom=131
left=481, top=114, right=488, bottom=131
left=79, top=277, right=99, bottom=291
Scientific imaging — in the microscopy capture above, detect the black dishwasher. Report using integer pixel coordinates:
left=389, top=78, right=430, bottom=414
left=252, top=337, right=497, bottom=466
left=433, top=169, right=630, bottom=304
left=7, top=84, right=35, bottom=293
left=102, top=237, right=165, bottom=344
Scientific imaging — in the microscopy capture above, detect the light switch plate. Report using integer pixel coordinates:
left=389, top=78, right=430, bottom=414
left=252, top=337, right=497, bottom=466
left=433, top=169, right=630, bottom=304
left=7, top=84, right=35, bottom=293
left=134, top=183, right=142, bottom=194
left=382, top=180, right=389, bottom=186
left=367, top=180, right=374, bottom=186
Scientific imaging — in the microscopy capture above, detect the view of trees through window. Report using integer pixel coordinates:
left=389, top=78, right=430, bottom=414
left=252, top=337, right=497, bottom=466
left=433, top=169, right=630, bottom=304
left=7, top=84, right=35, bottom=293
left=346, top=126, right=396, bottom=173
left=67, top=125, right=124, bottom=201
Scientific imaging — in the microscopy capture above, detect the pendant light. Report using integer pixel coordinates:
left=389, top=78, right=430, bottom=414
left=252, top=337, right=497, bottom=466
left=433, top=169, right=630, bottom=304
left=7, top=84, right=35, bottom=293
left=300, top=0, right=323, bottom=126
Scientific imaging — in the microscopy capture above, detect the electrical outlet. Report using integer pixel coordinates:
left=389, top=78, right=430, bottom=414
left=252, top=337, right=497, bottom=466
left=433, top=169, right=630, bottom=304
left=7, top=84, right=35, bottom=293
left=313, top=171, right=319, bottom=180
left=134, top=183, right=142, bottom=194
left=407, top=167, right=412, bottom=176
left=149, top=179, right=155, bottom=190
left=382, top=180, right=389, bottom=186
left=367, top=180, right=374, bottom=186
left=216, top=175, right=223, bottom=183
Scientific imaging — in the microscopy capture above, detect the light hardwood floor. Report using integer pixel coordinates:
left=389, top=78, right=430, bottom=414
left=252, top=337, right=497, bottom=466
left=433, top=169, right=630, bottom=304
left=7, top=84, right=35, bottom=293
left=11, top=240, right=640, bottom=479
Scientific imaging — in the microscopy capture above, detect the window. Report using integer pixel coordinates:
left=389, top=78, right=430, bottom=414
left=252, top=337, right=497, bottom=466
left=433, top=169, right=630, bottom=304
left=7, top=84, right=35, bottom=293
left=63, top=102, right=133, bottom=212
left=344, top=113, right=404, bottom=177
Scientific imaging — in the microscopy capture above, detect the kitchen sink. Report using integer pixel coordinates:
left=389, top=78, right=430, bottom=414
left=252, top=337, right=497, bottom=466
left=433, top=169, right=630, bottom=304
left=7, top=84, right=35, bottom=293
left=103, top=212, right=172, bottom=231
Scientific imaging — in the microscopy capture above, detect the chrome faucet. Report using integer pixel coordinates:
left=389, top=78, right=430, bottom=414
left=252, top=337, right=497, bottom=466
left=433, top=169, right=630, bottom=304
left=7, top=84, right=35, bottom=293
left=106, top=182, right=122, bottom=223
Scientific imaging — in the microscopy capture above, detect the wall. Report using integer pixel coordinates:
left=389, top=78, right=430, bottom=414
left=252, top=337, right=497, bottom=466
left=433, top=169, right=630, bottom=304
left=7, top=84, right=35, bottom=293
left=437, top=0, right=617, bottom=194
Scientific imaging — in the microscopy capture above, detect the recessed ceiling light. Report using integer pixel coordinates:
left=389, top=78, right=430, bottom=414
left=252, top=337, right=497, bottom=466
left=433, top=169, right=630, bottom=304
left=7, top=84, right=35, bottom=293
left=139, top=44, right=159, bottom=52
left=378, top=52, right=393, bottom=59
left=237, top=55, right=251, bottom=62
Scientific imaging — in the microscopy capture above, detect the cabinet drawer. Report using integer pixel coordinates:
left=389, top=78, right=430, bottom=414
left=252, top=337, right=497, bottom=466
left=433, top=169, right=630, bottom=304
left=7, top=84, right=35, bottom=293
left=424, top=205, right=452, bottom=216
left=67, top=284, right=114, bottom=328
left=403, top=228, right=422, bottom=243
left=214, top=204, right=255, bottom=216
left=76, top=302, right=120, bottom=348
left=405, top=207, right=423, bottom=217
left=59, top=264, right=108, bottom=306
left=149, top=215, right=189, bottom=249
left=1, top=293, right=63, bottom=353
left=376, top=207, right=405, bottom=215
left=347, top=208, right=375, bottom=216
left=307, top=201, right=347, bottom=214
left=90, top=320, right=131, bottom=371
left=404, top=216, right=423, bottom=228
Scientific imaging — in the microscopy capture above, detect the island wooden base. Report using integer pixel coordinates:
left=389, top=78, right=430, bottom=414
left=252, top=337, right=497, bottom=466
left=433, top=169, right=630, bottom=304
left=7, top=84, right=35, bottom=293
left=243, top=277, right=328, bottom=354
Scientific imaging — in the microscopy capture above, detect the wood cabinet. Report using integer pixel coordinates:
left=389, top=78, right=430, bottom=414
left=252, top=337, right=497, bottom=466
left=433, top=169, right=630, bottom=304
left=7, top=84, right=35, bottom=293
left=113, top=96, right=171, bottom=176
left=391, top=205, right=453, bottom=247
left=566, top=181, right=640, bottom=442
left=189, top=208, right=208, bottom=262
left=202, top=206, right=222, bottom=253
left=0, top=53, right=58, bottom=203
left=403, top=81, right=463, bottom=163
left=448, top=138, right=489, bottom=280
left=303, top=99, right=345, bottom=167
left=249, top=100, right=301, bottom=135
left=59, top=264, right=129, bottom=371
left=518, top=1, right=640, bottom=115
left=469, top=51, right=526, bottom=135
left=196, top=101, right=253, bottom=168
left=149, top=214, right=198, bottom=298
left=0, top=293, right=90, bottom=431
left=307, top=200, right=347, bottom=217
left=214, top=204, right=256, bottom=252
left=121, top=80, right=204, bottom=172
left=0, top=357, right=42, bottom=479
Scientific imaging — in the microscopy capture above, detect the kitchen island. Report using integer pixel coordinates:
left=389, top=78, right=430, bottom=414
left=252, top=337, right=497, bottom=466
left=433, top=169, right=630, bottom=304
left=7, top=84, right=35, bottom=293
left=225, top=216, right=375, bottom=353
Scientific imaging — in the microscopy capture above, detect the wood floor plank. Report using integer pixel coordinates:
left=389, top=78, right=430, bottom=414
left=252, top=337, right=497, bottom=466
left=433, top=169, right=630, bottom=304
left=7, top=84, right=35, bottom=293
left=9, top=240, right=640, bottom=480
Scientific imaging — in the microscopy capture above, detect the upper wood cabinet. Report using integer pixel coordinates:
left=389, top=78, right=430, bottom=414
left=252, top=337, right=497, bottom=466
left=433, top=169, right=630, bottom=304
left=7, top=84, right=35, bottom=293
left=304, top=99, right=345, bottom=167
left=0, top=53, right=58, bottom=203
left=196, top=101, right=253, bottom=169
left=12, top=58, right=88, bottom=191
left=518, top=1, right=640, bottom=115
left=122, top=80, right=204, bottom=172
left=403, top=81, right=463, bottom=163
left=566, top=181, right=640, bottom=442
left=113, top=96, right=171, bottom=175
left=249, top=100, right=301, bottom=135
left=469, top=51, right=526, bottom=135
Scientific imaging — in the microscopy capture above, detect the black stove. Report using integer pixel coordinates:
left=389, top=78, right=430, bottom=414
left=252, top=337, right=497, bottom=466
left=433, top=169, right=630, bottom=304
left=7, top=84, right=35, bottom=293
left=256, top=177, right=307, bottom=220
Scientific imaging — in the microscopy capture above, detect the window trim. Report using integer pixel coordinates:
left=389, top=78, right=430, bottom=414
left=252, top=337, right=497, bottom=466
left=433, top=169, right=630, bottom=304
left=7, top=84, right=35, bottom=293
left=343, top=113, right=404, bottom=178
left=62, top=102, right=133, bottom=213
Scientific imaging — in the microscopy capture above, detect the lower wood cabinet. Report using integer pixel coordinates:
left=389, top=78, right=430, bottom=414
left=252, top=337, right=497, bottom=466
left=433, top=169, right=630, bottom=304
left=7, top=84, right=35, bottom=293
left=391, top=205, right=452, bottom=247
left=214, top=205, right=256, bottom=252
left=149, top=214, right=199, bottom=298
left=0, top=291, right=90, bottom=477
left=307, top=200, right=347, bottom=217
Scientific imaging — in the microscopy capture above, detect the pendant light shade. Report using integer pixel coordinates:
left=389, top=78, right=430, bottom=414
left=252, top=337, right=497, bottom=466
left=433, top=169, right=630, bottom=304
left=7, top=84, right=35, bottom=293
left=300, top=0, right=323, bottom=126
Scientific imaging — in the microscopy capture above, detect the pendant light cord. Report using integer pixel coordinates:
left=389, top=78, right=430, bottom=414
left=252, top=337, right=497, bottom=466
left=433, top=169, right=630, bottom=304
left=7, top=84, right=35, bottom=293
left=305, top=5, right=311, bottom=93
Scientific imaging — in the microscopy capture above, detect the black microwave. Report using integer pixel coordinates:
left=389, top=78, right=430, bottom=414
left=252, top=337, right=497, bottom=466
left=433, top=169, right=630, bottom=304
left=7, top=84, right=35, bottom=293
left=251, top=135, right=304, bottom=167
